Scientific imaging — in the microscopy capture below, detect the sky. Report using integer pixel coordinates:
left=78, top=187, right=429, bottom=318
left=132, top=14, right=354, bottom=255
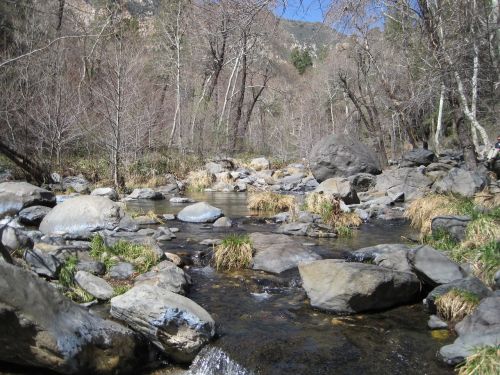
left=274, top=0, right=332, bottom=23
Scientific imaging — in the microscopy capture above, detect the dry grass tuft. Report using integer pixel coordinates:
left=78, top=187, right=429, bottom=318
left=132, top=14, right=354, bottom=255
left=247, top=192, right=296, bottom=212
left=186, top=169, right=215, bottom=192
left=465, top=217, right=500, bottom=247
left=213, top=234, right=253, bottom=271
left=474, top=189, right=500, bottom=209
left=457, top=345, right=500, bottom=375
left=435, top=288, right=480, bottom=324
left=405, top=195, right=461, bottom=236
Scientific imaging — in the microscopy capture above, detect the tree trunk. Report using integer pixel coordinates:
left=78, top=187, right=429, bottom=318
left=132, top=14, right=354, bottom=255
left=456, top=117, right=478, bottom=170
left=0, top=140, right=52, bottom=184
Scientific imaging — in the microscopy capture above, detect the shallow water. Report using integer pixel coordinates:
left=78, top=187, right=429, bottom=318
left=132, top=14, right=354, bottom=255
left=140, top=192, right=454, bottom=375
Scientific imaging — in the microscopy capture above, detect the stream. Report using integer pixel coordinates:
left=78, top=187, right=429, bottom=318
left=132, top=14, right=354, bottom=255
left=128, top=192, right=455, bottom=375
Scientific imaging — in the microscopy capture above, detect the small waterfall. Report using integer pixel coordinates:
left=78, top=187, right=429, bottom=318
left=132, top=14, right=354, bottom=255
left=187, top=347, right=253, bottom=375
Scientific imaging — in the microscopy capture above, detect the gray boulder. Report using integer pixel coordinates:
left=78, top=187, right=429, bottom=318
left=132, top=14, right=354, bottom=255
left=314, top=178, right=359, bottom=204
left=110, top=284, right=215, bottom=363
left=205, top=162, right=226, bottom=174
left=250, top=157, right=270, bottom=171
left=374, top=167, right=432, bottom=201
left=0, top=262, right=149, bottom=374
left=351, top=243, right=414, bottom=273
left=0, top=181, right=56, bottom=218
left=309, top=135, right=381, bottom=182
left=62, top=175, right=90, bottom=193
left=348, top=173, right=377, bottom=192
left=401, top=149, right=437, bottom=167
left=433, top=168, right=487, bottom=197
left=408, top=245, right=464, bottom=286
left=39, top=196, right=138, bottom=236
left=90, top=187, right=119, bottom=201
left=108, top=262, right=135, bottom=280
left=18, top=205, right=52, bottom=226
left=439, top=296, right=500, bottom=365
left=74, top=270, right=114, bottom=300
left=299, top=260, right=420, bottom=314
left=423, top=276, right=492, bottom=313
left=428, top=315, right=448, bottom=330
left=134, top=261, right=191, bottom=295
left=431, top=216, right=471, bottom=242
left=275, top=222, right=336, bottom=238
left=126, top=188, right=164, bottom=200
left=250, top=232, right=321, bottom=274
left=170, top=197, right=195, bottom=203
left=76, top=260, right=106, bottom=276
left=213, top=216, right=233, bottom=227
left=177, top=202, right=223, bottom=223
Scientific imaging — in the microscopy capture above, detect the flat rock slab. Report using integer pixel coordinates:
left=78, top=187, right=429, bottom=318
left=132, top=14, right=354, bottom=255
left=110, top=284, right=215, bottom=363
left=134, top=261, right=191, bottom=295
left=75, top=270, right=114, bottom=300
left=177, top=202, right=223, bottom=223
left=250, top=232, right=321, bottom=274
left=299, top=260, right=420, bottom=314
left=408, top=245, right=464, bottom=286
left=351, top=243, right=414, bottom=273
left=431, top=215, right=471, bottom=242
left=90, top=187, right=119, bottom=201
left=126, top=188, right=164, bottom=200
left=39, top=196, right=138, bottom=236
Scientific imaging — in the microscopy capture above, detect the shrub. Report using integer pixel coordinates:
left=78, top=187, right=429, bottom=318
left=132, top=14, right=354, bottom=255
left=213, top=234, right=253, bottom=271
left=435, top=288, right=480, bottom=324
left=64, top=286, right=94, bottom=303
left=457, top=345, right=500, bottom=375
left=186, top=169, right=215, bottom=192
left=247, top=192, right=296, bottom=212
left=59, top=256, right=78, bottom=287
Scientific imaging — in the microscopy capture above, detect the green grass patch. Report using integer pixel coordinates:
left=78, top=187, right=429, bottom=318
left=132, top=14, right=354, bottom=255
left=457, top=345, right=500, bottom=375
left=90, top=235, right=160, bottom=274
left=424, top=229, right=459, bottom=251
left=58, top=256, right=78, bottom=287
left=213, top=234, right=253, bottom=271
left=113, top=284, right=132, bottom=296
left=64, top=286, right=95, bottom=304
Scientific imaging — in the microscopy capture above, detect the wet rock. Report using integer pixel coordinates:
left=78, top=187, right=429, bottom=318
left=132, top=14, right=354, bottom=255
left=164, top=252, right=183, bottom=267
left=156, top=184, right=179, bottom=195
left=18, top=205, right=52, bottom=226
left=250, top=157, right=270, bottom=171
left=401, top=149, right=437, bottom=167
left=90, top=187, right=119, bottom=201
left=431, top=215, right=471, bottom=242
left=250, top=232, right=321, bottom=274
left=423, top=276, right=491, bottom=313
left=134, top=261, right=191, bottom=295
left=428, top=315, right=448, bottom=330
left=0, top=262, right=149, bottom=374
left=154, top=227, right=176, bottom=241
left=110, top=284, right=215, bottom=363
left=439, top=296, right=500, bottom=365
left=177, top=202, right=223, bottom=223
left=0, top=181, right=56, bottom=218
left=495, top=270, right=500, bottom=290
left=126, top=188, right=164, bottom=200
left=40, top=196, right=138, bottom=237
left=213, top=216, right=232, bottom=227
left=408, top=245, right=465, bottom=286
left=62, top=175, right=90, bottom=193
left=314, top=177, right=359, bottom=204
left=170, top=197, right=195, bottom=203
left=433, top=168, right=487, bottom=197
left=351, top=243, right=414, bottom=273
left=374, top=167, right=432, bottom=202
left=309, top=134, right=381, bottom=182
left=75, top=270, right=114, bottom=300
left=199, top=239, right=222, bottom=246
left=109, top=262, right=135, bottom=280
left=163, top=214, right=176, bottom=220
left=273, top=212, right=290, bottom=223
left=275, top=222, right=336, bottom=238
left=299, top=260, right=420, bottom=314
left=76, top=260, right=106, bottom=276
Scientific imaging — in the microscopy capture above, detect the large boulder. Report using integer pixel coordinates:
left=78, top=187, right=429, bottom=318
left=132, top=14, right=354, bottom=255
left=439, top=296, right=500, bottom=365
left=250, top=232, right=321, bottom=274
left=62, top=175, right=90, bottom=193
left=314, top=177, right=359, bottom=204
left=433, top=168, right=487, bottom=197
left=74, top=270, right=114, bottom=300
left=110, top=284, right=215, bottom=363
left=0, top=181, right=56, bottom=218
left=408, top=245, right=465, bottom=287
left=309, top=135, right=381, bottom=182
left=374, top=167, right=433, bottom=201
left=299, top=260, right=420, bottom=314
left=18, top=205, right=52, bottom=226
left=351, top=243, right=414, bottom=273
left=348, top=173, right=376, bottom=192
left=39, top=196, right=138, bottom=237
left=177, top=202, right=223, bottom=223
left=0, top=262, right=149, bottom=374
left=431, top=216, right=471, bottom=242
left=401, top=149, right=437, bottom=167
